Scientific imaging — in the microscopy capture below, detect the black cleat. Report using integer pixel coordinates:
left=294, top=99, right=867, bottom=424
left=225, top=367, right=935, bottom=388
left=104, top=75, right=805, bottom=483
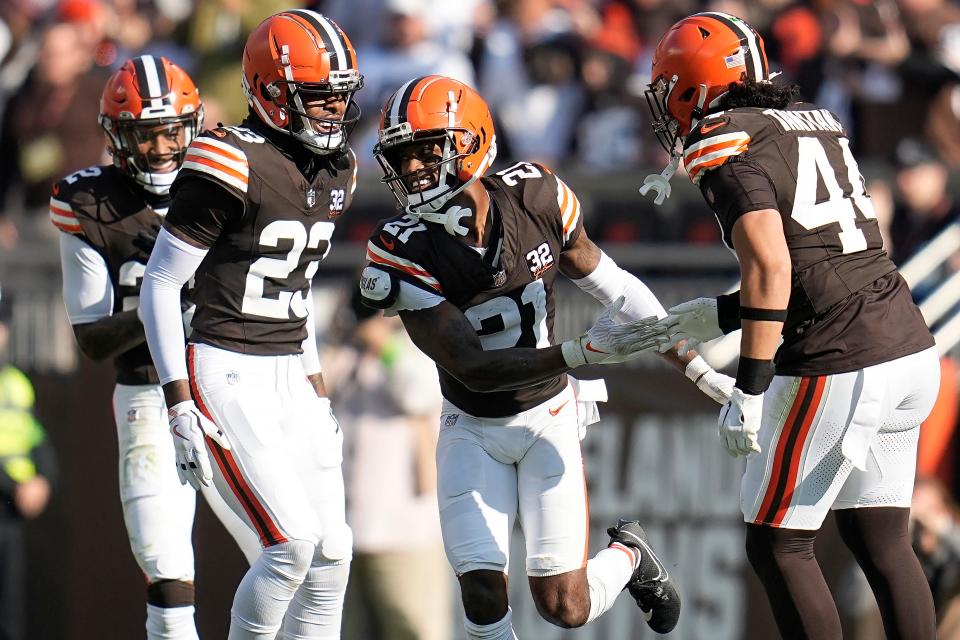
left=607, top=519, right=681, bottom=634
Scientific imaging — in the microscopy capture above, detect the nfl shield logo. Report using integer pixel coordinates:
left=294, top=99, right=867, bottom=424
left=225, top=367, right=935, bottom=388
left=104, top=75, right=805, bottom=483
left=306, top=188, right=317, bottom=208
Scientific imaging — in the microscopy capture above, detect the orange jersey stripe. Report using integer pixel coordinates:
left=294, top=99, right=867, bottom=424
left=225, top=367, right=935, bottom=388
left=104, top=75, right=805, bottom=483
left=191, top=140, right=247, bottom=164
left=183, top=154, right=249, bottom=184
left=50, top=204, right=76, bottom=219
left=684, top=137, right=750, bottom=164
left=366, top=251, right=442, bottom=292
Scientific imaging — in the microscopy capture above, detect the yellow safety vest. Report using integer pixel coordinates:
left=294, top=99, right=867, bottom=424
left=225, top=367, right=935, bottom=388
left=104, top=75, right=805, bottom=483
left=0, top=366, right=45, bottom=483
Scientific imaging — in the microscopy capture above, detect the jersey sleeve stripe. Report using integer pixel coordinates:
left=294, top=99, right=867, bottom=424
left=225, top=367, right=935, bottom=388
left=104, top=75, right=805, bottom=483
left=184, top=146, right=250, bottom=175
left=366, top=242, right=442, bottom=292
left=49, top=198, right=81, bottom=233
left=191, top=138, right=247, bottom=164
left=49, top=198, right=76, bottom=218
left=182, top=158, right=249, bottom=193
left=684, top=132, right=751, bottom=159
left=686, top=144, right=751, bottom=183
left=557, top=180, right=581, bottom=243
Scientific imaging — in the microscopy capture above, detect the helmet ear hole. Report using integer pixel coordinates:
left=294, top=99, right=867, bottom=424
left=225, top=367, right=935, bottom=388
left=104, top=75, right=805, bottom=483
left=679, top=87, right=696, bottom=102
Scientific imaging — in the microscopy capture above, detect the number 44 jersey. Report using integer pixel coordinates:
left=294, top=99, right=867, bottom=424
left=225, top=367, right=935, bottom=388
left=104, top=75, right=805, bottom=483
left=364, top=162, right=584, bottom=418
left=688, top=103, right=933, bottom=376
left=167, top=120, right=356, bottom=356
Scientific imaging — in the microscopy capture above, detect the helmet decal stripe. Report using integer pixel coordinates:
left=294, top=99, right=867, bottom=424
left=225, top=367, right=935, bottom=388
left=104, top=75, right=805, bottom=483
left=701, top=12, right=764, bottom=82
left=391, top=76, right=423, bottom=126
left=289, top=10, right=347, bottom=72
left=138, top=55, right=167, bottom=110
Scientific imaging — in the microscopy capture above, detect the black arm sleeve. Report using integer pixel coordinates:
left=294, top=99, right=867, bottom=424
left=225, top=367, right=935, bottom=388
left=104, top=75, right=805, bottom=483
left=32, top=436, right=58, bottom=490
left=165, top=177, right=243, bottom=247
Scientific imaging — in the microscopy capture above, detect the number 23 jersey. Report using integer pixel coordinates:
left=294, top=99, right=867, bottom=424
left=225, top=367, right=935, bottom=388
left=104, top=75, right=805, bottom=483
left=688, top=103, right=933, bottom=375
left=364, top=162, right=584, bottom=418
left=166, top=121, right=356, bottom=355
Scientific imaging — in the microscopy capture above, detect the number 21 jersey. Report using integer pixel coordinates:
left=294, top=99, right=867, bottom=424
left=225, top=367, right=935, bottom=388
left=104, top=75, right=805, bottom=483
left=688, top=103, right=933, bottom=375
left=166, top=120, right=356, bottom=355
left=365, top=162, right=584, bottom=418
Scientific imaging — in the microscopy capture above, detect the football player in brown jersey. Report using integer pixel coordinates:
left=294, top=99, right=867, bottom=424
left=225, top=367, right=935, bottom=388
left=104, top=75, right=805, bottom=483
left=359, top=75, right=737, bottom=638
left=139, top=11, right=361, bottom=640
left=639, top=12, right=940, bottom=640
left=52, top=56, right=261, bottom=640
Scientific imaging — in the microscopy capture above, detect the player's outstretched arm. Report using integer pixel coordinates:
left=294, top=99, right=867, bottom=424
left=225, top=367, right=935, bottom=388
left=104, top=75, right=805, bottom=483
left=718, top=208, right=791, bottom=456
left=560, top=230, right=734, bottom=403
left=399, top=302, right=571, bottom=392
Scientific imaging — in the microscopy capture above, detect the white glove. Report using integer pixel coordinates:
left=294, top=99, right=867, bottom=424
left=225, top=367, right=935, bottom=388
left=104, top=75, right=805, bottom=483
left=168, top=400, right=231, bottom=490
left=685, top=355, right=735, bottom=405
left=656, top=297, right=725, bottom=352
left=718, top=388, right=763, bottom=457
left=561, top=297, right=666, bottom=368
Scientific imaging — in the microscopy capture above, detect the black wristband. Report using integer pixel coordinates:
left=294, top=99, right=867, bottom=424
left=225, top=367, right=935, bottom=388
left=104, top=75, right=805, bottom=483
left=736, top=356, right=776, bottom=395
left=740, top=306, right=788, bottom=323
left=716, top=291, right=741, bottom=334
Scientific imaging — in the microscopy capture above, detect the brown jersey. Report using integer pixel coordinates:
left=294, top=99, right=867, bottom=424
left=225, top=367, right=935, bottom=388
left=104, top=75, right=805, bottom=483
left=50, top=165, right=165, bottom=385
left=365, top=162, right=584, bottom=418
left=166, top=120, right=357, bottom=356
left=687, top=103, right=934, bottom=375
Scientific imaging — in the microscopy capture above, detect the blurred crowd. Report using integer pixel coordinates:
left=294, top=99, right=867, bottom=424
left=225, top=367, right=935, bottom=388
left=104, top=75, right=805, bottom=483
left=1, top=0, right=960, bottom=251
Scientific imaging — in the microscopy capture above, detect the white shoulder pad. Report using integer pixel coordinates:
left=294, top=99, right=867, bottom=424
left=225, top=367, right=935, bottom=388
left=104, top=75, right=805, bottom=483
left=359, top=265, right=399, bottom=309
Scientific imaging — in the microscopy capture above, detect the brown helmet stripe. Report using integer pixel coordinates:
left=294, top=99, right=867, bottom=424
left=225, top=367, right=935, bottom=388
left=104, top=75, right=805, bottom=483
left=288, top=10, right=350, bottom=72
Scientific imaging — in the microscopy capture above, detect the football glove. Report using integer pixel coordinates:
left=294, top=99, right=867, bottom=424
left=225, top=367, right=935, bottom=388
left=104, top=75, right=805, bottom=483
left=561, top=297, right=666, bottom=367
left=656, top=297, right=725, bottom=352
left=718, top=388, right=763, bottom=457
left=685, top=355, right=734, bottom=405
left=168, top=400, right=231, bottom=490
left=132, top=222, right=161, bottom=255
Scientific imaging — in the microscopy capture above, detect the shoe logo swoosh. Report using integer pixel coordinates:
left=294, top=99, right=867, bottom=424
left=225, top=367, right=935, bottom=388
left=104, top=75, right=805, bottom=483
left=548, top=400, right=568, bottom=416
left=171, top=425, right=188, bottom=440
left=380, top=234, right=396, bottom=251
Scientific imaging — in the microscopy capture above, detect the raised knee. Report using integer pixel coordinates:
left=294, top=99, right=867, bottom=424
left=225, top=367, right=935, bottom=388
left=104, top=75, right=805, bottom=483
left=146, top=579, right=195, bottom=608
left=534, top=595, right=588, bottom=629
left=531, top=585, right=589, bottom=629
left=460, top=571, right=509, bottom=625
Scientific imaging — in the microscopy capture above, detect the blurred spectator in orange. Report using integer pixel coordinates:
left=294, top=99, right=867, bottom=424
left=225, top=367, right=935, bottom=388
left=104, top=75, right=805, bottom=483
left=912, top=475, right=960, bottom=635
left=889, top=138, right=959, bottom=267
left=0, top=18, right=107, bottom=244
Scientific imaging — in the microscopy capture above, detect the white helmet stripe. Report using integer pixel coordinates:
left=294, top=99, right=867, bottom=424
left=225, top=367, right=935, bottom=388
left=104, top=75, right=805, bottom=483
left=139, top=54, right=165, bottom=109
left=702, top=12, right=764, bottom=81
left=304, top=10, right=346, bottom=71
left=390, top=78, right=418, bottom=127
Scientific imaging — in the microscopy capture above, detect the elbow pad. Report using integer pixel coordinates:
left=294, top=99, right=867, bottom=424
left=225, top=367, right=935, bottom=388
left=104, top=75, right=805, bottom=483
left=359, top=266, right=400, bottom=310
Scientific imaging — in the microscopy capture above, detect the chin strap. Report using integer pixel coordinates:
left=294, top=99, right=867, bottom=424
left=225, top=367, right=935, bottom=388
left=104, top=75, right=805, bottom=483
left=419, top=205, right=472, bottom=236
left=639, top=154, right=680, bottom=206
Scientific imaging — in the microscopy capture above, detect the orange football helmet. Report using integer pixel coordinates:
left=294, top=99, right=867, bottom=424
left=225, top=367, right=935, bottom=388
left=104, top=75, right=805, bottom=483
left=374, top=75, right=497, bottom=223
left=646, top=12, right=769, bottom=153
left=99, top=55, right=203, bottom=194
left=242, top=10, right=362, bottom=154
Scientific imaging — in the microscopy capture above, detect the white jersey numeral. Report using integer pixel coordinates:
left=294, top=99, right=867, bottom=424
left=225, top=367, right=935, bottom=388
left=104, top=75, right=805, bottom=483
left=241, top=220, right=334, bottom=319
left=464, top=279, right=549, bottom=351
left=791, top=137, right=876, bottom=254
left=118, top=260, right=146, bottom=311
left=496, top=162, right=542, bottom=186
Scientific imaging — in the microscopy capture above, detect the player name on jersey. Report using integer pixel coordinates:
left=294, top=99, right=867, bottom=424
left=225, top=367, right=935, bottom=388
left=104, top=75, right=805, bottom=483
left=763, top=108, right=844, bottom=134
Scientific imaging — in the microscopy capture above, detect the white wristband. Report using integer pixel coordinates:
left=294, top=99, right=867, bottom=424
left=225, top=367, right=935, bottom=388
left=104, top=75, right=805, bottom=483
left=684, top=355, right=711, bottom=384
left=561, top=340, right=587, bottom=368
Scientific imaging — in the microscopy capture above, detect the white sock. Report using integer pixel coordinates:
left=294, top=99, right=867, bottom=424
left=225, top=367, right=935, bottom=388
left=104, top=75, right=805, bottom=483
left=145, top=604, right=199, bottom=640
left=585, top=543, right=639, bottom=623
left=229, top=539, right=315, bottom=640
left=464, top=607, right=519, bottom=640
left=277, top=559, right=350, bottom=639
